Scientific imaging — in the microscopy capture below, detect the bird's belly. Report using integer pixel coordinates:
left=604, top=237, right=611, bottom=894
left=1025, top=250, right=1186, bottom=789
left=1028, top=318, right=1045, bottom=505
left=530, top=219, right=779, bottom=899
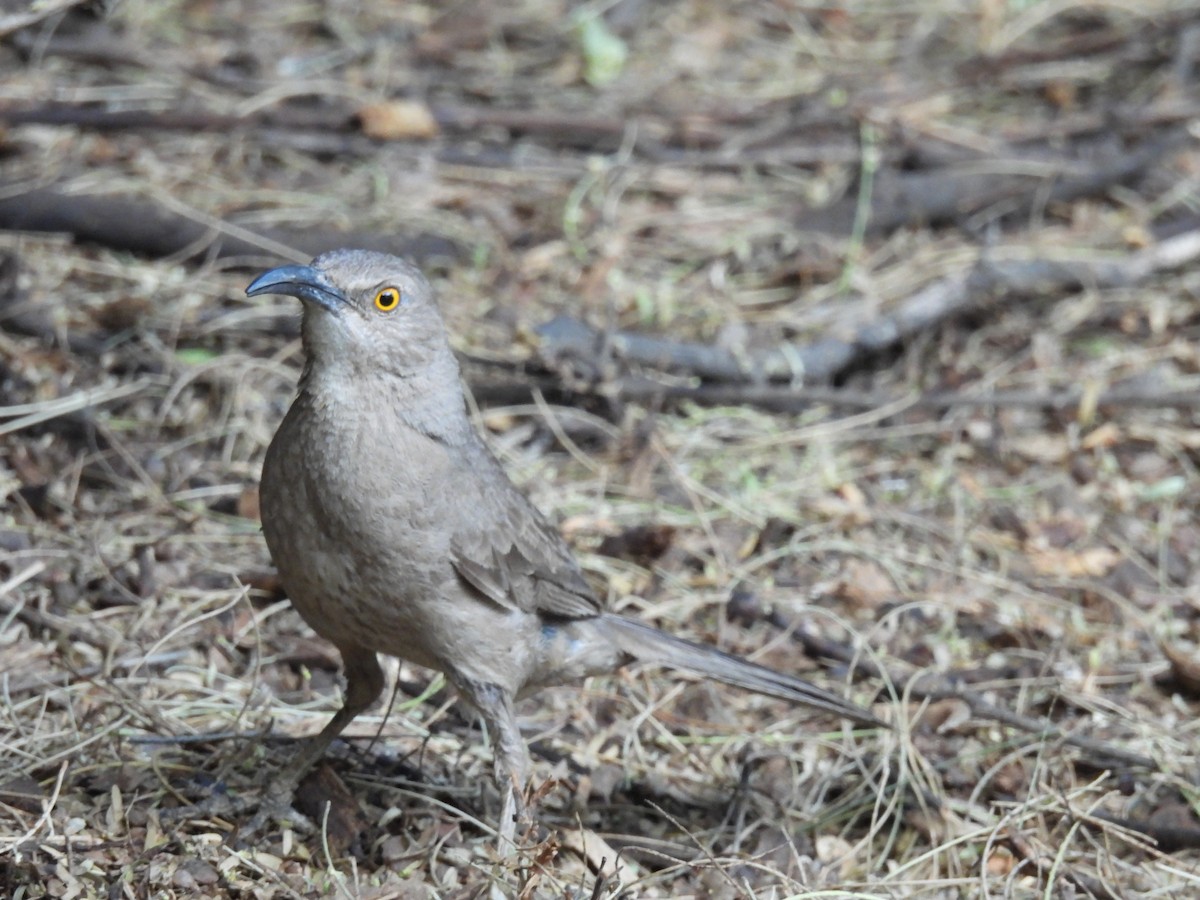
left=261, top=468, right=444, bottom=666
left=262, top=487, right=534, bottom=681
left=268, top=532, right=429, bottom=660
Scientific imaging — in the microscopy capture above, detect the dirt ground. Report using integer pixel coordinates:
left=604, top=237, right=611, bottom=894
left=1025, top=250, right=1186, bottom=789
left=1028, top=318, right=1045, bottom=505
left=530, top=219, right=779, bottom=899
left=4, top=1, right=1200, bottom=897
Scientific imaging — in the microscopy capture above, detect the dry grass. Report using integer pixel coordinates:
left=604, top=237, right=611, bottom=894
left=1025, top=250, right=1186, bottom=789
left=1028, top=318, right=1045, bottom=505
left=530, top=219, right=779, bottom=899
left=4, top=1, right=1200, bottom=897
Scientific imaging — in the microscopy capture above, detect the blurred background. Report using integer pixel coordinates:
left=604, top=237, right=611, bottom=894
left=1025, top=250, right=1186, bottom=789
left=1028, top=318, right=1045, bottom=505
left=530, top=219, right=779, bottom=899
left=3, top=1, right=1200, bottom=897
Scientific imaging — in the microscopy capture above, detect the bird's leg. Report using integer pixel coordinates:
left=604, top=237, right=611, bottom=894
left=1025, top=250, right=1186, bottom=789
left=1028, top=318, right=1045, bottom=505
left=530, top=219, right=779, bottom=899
left=455, top=679, right=531, bottom=852
left=241, top=647, right=385, bottom=836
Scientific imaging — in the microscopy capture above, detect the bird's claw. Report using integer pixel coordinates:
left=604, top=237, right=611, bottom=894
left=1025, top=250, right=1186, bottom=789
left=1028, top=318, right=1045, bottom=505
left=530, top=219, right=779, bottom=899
left=162, top=774, right=316, bottom=846
left=234, top=779, right=317, bottom=841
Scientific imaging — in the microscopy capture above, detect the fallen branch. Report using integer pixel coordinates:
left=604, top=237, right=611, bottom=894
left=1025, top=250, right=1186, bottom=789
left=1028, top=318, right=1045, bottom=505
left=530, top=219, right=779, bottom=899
left=465, top=364, right=1200, bottom=419
left=798, top=125, right=1189, bottom=236
left=528, top=226, right=1200, bottom=396
left=1088, top=811, right=1200, bottom=853
left=0, top=184, right=459, bottom=265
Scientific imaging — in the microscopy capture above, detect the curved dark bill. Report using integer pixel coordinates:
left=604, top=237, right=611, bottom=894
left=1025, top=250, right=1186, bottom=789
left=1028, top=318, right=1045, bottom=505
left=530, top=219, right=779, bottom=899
left=245, top=264, right=345, bottom=313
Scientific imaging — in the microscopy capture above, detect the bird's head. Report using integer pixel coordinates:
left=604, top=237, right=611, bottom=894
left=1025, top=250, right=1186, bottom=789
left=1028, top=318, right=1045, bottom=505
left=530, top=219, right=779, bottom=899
left=246, top=249, right=451, bottom=380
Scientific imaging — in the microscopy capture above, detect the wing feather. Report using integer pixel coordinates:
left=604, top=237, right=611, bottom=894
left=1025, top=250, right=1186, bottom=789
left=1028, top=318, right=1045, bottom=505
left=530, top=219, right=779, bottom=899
left=449, top=449, right=600, bottom=621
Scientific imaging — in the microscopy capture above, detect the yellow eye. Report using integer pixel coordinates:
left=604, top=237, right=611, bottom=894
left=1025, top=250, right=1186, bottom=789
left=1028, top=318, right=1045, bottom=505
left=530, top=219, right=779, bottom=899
left=374, top=287, right=402, bottom=312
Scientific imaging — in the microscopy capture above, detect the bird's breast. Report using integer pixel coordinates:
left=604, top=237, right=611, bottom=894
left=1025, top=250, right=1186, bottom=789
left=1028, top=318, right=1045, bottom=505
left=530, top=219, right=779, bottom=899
left=259, top=393, right=459, bottom=652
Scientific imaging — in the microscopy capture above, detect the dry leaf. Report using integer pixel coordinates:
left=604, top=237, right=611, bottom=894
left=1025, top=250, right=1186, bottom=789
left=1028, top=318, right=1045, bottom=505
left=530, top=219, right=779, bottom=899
left=357, top=101, right=440, bottom=140
left=814, top=834, right=854, bottom=878
left=1162, top=641, right=1200, bottom=695
left=923, top=697, right=972, bottom=733
left=596, top=523, right=675, bottom=564
left=559, top=828, right=638, bottom=888
left=837, top=481, right=867, bottom=507
left=810, top=494, right=873, bottom=526
left=1007, top=433, right=1070, bottom=463
left=985, top=846, right=1016, bottom=875
left=833, top=558, right=895, bottom=610
left=1081, top=421, right=1121, bottom=450
left=237, top=485, right=260, bottom=521
left=294, top=765, right=368, bottom=857
left=1027, top=546, right=1119, bottom=578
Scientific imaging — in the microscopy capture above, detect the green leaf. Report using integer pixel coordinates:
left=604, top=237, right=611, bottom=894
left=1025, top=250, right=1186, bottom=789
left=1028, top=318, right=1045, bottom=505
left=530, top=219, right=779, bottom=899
left=1139, top=475, right=1187, bottom=501
left=175, top=347, right=220, bottom=365
left=576, top=12, right=627, bottom=86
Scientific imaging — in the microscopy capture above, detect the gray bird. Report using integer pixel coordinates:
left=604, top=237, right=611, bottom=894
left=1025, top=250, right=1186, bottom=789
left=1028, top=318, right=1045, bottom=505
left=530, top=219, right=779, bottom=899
left=247, top=249, right=881, bottom=844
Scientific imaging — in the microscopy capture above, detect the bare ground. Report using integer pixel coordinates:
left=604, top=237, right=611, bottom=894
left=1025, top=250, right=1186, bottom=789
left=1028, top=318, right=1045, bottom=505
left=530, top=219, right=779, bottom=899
left=3, top=1, right=1200, bottom=897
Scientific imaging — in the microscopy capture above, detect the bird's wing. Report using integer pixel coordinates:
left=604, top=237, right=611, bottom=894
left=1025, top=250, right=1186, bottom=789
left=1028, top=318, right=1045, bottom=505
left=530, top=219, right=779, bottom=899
left=449, top=455, right=602, bottom=621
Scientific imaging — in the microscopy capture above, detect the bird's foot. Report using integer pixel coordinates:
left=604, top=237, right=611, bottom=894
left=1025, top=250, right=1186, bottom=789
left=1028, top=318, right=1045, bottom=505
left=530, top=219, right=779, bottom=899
left=161, top=772, right=315, bottom=843
left=159, top=788, right=257, bottom=827
left=234, top=776, right=317, bottom=841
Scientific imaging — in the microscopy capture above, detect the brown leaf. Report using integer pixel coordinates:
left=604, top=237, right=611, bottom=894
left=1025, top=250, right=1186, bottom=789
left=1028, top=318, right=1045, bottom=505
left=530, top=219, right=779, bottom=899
left=415, top=8, right=494, bottom=61
left=1161, top=641, right=1200, bottom=696
left=596, top=523, right=676, bottom=565
left=237, top=485, right=261, bottom=521
left=91, top=295, right=151, bottom=331
left=985, top=846, right=1016, bottom=876
left=922, top=698, right=972, bottom=734
left=992, top=761, right=1027, bottom=796
left=837, top=481, right=867, bottom=507
left=241, top=567, right=284, bottom=597
left=560, top=828, right=637, bottom=888
left=832, top=558, right=895, bottom=610
left=294, top=765, right=368, bottom=857
left=1007, top=432, right=1069, bottom=464
left=1043, top=79, right=1077, bottom=110
left=357, top=101, right=439, bottom=140
left=1029, top=513, right=1087, bottom=549
left=1027, top=546, right=1119, bottom=578
left=810, top=493, right=873, bottom=526
left=1081, top=422, right=1121, bottom=450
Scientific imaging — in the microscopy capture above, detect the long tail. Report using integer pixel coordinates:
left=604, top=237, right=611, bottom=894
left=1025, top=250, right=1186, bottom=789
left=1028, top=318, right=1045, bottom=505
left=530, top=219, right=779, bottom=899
left=599, top=615, right=883, bottom=728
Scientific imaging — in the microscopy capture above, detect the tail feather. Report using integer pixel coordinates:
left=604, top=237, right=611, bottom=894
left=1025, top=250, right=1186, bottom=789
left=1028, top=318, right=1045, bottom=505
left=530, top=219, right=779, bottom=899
left=600, top=615, right=883, bottom=728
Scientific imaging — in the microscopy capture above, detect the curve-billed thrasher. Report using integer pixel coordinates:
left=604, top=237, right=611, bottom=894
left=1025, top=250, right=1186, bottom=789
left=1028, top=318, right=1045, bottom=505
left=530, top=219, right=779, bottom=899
left=247, top=249, right=880, bottom=843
